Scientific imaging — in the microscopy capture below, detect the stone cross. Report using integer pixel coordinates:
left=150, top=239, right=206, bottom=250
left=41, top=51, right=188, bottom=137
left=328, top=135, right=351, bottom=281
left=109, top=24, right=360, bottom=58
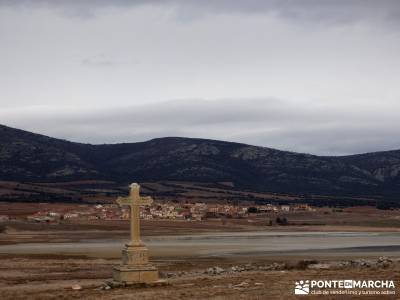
left=116, top=183, right=153, bottom=246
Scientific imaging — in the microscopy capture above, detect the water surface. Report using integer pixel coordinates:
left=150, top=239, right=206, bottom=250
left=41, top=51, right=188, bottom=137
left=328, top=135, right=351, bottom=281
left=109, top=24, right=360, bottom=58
left=1, top=231, right=400, bottom=258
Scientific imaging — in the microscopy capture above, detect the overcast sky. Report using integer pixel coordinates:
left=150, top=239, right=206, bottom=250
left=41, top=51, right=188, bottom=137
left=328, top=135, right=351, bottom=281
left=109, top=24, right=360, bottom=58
left=1, top=0, right=400, bottom=155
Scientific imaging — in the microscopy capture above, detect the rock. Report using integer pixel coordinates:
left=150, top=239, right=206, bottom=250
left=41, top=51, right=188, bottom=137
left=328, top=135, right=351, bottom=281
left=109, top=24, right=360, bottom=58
left=205, top=266, right=225, bottom=275
left=205, top=267, right=214, bottom=275
left=102, top=281, right=125, bottom=289
left=337, top=261, right=351, bottom=268
left=71, top=284, right=82, bottom=290
left=178, top=271, right=187, bottom=276
left=350, top=259, right=372, bottom=268
left=378, top=256, right=392, bottom=263
left=351, top=259, right=373, bottom=268
left=308, top=263, right=331, bottom=270
left=254, top=282, right=264, bottom=286
left=231, top=266, right=245, bottom=272
left=205, top=267, right=225, bottom=275
left=264, top=262, right=286, bottom=271
left=360, top=260, right=372, bottom=268
left=234, top=281, right=249, bottom=287
left=377, top=256, right=392, bottom=268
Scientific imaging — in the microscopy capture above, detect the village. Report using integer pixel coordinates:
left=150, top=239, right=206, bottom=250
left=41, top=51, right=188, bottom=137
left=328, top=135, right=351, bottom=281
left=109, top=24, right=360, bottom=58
left=0, top=202, right=316, bottom=224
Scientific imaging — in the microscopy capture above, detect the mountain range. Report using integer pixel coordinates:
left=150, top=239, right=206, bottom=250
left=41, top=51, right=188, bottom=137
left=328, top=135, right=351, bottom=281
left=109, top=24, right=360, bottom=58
left=1, top=124, right=400, bottom=202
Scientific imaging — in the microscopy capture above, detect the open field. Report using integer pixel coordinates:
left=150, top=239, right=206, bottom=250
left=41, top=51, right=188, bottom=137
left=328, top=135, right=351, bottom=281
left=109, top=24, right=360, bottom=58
left=1, top=203, right=400, bottom=299
left=0, top=180, right=387, bottom=207
left=0, top=217, right=400, bottom=299
left=1, top=249, right=400, bottom=299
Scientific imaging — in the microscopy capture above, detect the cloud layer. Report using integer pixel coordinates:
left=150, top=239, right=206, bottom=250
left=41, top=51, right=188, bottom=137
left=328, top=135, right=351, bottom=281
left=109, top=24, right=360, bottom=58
left=0, top=1, right=399, bottom=156
left=2, top=98, right=400, bottom=156
left=2, top=0, right=400, bottom=25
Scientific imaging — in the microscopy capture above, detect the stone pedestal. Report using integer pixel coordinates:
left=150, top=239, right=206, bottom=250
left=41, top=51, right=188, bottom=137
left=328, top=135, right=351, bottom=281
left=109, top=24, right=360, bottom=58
left=112, top=183, right=165, bottom=285
left=113, top=244, right=160, bottom=284
left=113, top=264, right=159, bottom=283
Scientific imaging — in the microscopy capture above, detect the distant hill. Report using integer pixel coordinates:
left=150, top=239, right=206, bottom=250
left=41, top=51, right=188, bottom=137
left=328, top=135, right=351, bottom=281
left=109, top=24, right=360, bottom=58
left=1, top=124, right=400, bottom=202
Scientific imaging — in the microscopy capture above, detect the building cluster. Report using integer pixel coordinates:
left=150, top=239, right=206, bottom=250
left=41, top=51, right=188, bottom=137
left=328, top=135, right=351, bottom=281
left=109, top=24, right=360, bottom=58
left=140, top=202, right=249, bottom=221
left=141, top=202, right=315, bottom=221
left=25, top=204, right=121, bottom=223
left=16, top=202, right=315, bottom=223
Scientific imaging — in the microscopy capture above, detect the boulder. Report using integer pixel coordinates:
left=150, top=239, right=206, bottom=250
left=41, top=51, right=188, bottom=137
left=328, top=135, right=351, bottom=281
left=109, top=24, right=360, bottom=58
left=71, top=284, right=82, bottom=290
left=205, top=266, right=225, bottom=275
left=308, top=263, right=331, bottom=270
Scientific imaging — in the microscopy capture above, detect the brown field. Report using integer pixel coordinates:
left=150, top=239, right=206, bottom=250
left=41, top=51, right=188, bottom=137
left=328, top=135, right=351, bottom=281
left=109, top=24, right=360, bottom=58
left=1, top=251, right=400, bottom=299
left=0, top=180, right=381, bottom=205
left=1, top=200, right=400, bottom=299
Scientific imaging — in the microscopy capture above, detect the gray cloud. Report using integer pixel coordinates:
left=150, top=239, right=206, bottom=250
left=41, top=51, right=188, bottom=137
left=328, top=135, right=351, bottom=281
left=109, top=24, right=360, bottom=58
left=1, top=0, right=400, bottom=26
left=81, top=57, right=118, bottom=67
left=1, top=98, right=400, bottom=156
left=0, top=1, right=399, bottom=157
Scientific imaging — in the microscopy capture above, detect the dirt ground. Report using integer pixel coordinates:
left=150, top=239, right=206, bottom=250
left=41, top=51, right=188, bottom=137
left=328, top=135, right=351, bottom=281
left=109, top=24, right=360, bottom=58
left=0, top=254, right=400, bottom=300
left=1, top=212, right=400, bottom=299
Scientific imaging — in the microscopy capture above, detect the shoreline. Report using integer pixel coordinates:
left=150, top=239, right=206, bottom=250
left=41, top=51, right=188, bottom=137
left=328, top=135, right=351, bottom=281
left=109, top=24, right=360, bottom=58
left=1, top=230, right=400, bottom=259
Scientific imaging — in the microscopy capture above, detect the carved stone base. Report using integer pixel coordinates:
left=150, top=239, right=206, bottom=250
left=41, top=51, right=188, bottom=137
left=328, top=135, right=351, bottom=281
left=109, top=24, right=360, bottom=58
left=113, top=264, right=159, bottom=284
left=113, top=244, right=160, bottom=284
left=122, top=245, right=149, bottom=265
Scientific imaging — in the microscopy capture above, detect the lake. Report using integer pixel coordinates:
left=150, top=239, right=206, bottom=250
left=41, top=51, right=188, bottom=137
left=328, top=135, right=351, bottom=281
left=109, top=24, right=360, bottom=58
left=1, top=231, right=400, bottom=258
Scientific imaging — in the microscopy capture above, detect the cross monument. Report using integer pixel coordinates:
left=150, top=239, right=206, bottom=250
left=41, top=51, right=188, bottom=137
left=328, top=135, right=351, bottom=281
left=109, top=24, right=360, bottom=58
left=116, top=183, right=153, bottom=247
left=113, top=183, right=160, bottom=284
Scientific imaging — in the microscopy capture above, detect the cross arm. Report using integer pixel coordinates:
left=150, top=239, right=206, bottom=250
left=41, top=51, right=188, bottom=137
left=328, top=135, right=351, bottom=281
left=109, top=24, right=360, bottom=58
left=139, top=196, right=153, bottom=206
left=116, top=196, right=132, bottom=207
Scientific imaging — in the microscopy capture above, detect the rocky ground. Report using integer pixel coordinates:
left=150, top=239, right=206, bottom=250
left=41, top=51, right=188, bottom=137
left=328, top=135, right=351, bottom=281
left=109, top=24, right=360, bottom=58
left=0, top=255, right=399, bottom=299
left=2, top=218, right=400, bottom=299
